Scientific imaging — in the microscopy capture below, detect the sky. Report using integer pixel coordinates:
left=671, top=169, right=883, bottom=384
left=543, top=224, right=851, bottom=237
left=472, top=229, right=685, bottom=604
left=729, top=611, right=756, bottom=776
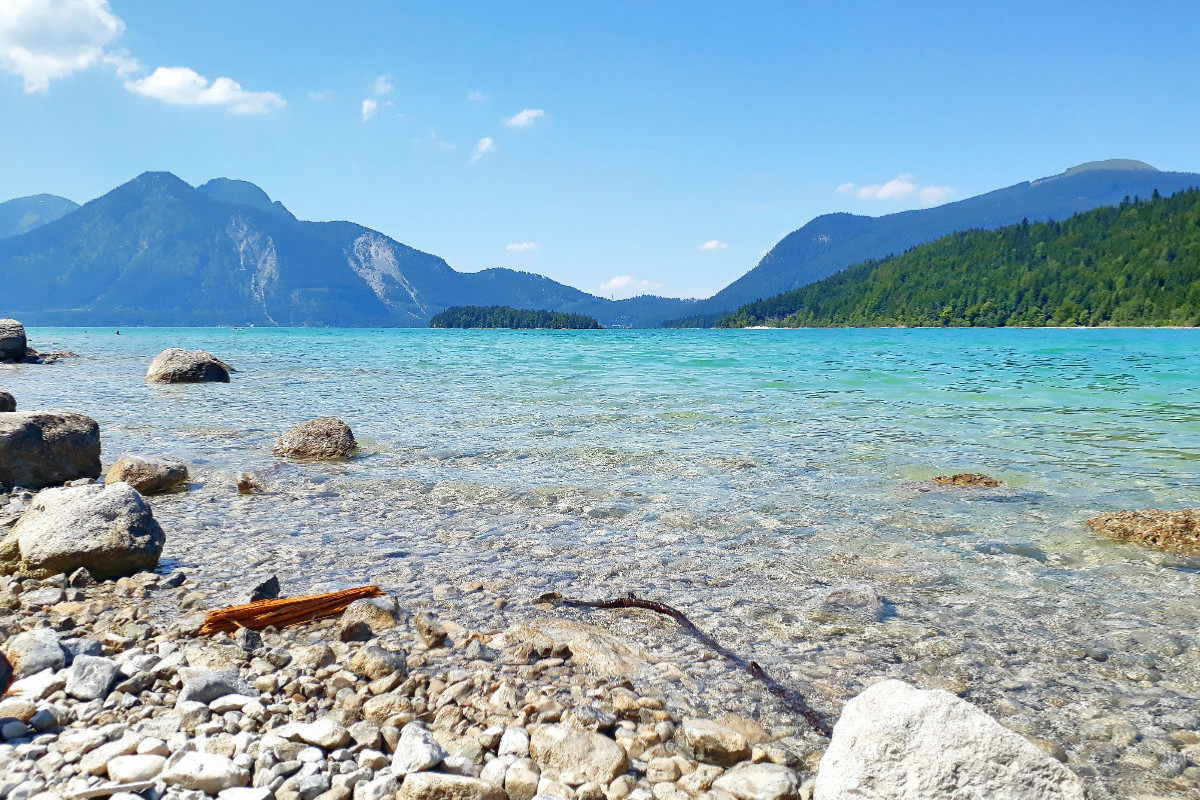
left=2, top=1, right=1199, bottom=300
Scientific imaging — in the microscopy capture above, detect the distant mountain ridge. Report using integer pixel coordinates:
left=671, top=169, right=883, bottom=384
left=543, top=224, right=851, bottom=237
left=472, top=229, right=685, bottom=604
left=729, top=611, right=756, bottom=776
left=0, top=194, right=79, bottom=239
left=667, top=160, right=1200, bottom=326
left=0, top=172, right=695, bottom=327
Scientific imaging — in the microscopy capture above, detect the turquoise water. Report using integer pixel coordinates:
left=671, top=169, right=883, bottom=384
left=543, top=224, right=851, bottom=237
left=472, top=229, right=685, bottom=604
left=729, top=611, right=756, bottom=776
left=6, top=327, right=1200, bottom=796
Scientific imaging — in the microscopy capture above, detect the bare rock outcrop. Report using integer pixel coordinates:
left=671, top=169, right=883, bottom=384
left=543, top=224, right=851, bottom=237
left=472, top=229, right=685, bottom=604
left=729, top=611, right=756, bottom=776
left=0, top=319, right=27, bottom=361
left=145, top=349, right=231, bottom=383
left=106, top=455, right=189, bottom=495
left=813, top=679, right=1086, bottom=800
left=1086, top=508, right=1200, bottom=553
left=0, top=411, right=101, bottom=489
left=274, top=417, right=357, bottom=460
left=0, top=391, right=13, bottom=412
left=0, top=482, right=165, bottom=579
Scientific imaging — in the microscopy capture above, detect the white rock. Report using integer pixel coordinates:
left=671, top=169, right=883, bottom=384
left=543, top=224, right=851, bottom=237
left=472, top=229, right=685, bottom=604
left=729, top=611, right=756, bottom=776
left=812, top=679, right=1087, bottom=800
left=161, top=751, right=250, bottom=794
left=277, top=717, right=352, bottom=751
left=209, top=694, right=258, bottom=714
left=714, top=763, right=800, bottom=800
left=107, top=754, right=166, bottom=782
left=392, top=723, right=446, bottom=774
left=499, top=726, right=531, bottom=757
left=7, top=668, right=66, bottom=700
left=505, top=757, right=541, bottom=800
left=355, top=774, right=400, bottom=800
left=399, top=772, right=506, bottom=800
left=218, top=789, right=273, bottom=800
left=529, top=724, right=629, bottom=786
left=66, top=655, right=120, bottom=701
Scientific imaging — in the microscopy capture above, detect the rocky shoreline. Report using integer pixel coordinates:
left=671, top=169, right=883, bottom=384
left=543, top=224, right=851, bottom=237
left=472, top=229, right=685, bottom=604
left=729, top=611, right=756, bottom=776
left=1, top=332, right=1198, bottom=799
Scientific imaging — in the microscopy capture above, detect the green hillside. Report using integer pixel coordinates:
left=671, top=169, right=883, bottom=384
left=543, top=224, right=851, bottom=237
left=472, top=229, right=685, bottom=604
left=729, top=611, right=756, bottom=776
left=429, top=305, right=601, bottom=329
left=719, top=188, right=1200, bottom=328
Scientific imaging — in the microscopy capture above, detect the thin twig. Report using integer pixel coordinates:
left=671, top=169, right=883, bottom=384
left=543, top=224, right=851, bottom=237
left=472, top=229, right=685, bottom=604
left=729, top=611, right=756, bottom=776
left=538, top=592, right=831, bottom=736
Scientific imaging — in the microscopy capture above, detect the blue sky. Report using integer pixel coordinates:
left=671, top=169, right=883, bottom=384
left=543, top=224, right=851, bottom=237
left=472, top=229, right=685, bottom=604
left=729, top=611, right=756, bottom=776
left=2, top=1, right=1199, bottom=299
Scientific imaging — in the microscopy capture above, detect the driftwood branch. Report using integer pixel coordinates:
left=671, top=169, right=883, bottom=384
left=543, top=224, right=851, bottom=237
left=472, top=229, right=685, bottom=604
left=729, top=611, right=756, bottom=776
left=200, top=585, right=384, bottom=635
left=538, top=592, right=831, bottom=736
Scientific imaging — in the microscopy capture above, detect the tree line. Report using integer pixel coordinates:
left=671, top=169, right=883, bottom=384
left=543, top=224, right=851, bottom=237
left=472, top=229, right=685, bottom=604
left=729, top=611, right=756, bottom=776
left=719, top=188, right=1200, bottom=328
left=429, top=305, right=602, bottom=329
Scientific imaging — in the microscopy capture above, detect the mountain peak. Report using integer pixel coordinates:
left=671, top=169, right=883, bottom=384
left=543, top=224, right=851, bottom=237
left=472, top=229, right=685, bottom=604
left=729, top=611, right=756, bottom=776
left=198, top=177, right=295, bottom=221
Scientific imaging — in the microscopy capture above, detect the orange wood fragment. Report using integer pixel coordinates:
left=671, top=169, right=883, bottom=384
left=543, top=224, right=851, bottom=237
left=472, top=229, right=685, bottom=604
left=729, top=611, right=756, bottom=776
left=199, top=585, right=385, bottom=635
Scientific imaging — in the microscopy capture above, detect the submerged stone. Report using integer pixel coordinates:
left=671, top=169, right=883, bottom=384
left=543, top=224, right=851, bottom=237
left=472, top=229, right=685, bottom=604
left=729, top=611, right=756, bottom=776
left=1086, top=508, right=1200, bottom=553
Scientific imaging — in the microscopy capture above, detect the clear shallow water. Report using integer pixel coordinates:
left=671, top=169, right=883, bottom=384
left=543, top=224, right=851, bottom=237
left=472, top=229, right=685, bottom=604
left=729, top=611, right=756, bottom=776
left=7, top=327, right=1200, bottom=796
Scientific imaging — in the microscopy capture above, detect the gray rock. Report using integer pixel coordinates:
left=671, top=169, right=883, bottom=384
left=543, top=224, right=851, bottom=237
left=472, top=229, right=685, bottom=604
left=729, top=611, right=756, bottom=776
left=812, top=679, right=1087, bottom=800
left=146, top=349, right=231, bottom=383
left=679, top=718, right=751, bottom=767
left=0, top=320, right=26, bottom=361
left=0, top=391, right=13, bottom=412
left=342, top=598, right=398, bottom=631
left=65, top=654, right=120, bottom=700
left=161, top=751, right=250, bottom=794
left=0, top=411, right=101, bottom=490
left=529, top=724, right=629, bottom=786
left=414, top=611, right=448, bottom=648
left=106, top=455, right=189, bottom=495
left=399, top=772, right=506, bottom=800
left=392, top=723, right=446, bottom=774
left=274, top=418, right=357, bottom=460
left=0, top=719, right=29, bottom=740
left=299, top=774, right=331, bottom=800
left=807, top=584, right=884, bottom=623
left=0, top=482, right=164, bottom=579
left=179, top=669, right=255, bottom=704
left=4, top=627, right=65, bottom=677
left=714, top=763, right=800, bottom=800
left=348, top=645, right=407, bottom=681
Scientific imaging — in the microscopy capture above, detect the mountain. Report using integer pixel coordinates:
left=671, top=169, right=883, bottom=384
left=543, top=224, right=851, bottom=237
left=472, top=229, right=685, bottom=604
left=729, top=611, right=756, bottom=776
left=667, top=160, right=1200, bottom=326
left=0, top=172, right=694, bottom=327
left=719, top=188, right=1200, bottom=328
left=0, top=194, right=79, bottom=238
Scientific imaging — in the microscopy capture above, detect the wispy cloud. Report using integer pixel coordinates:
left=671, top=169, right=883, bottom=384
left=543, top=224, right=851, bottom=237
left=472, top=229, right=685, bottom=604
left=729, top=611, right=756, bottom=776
left=698, top=240, right=727, bottom=251
left=503, top=108, right=545, bottom=127
left=600, top=275, right=664, bottom=298
left=307, top=90, right=332, bottom=101
left=506, top=242, right=538, bottom=252
left=361, top=74, right=394, bottom=122
left=413, top=129, right=455, bottom=151
left=126, top=67, right=285, bottom=114
left=471, top=136, right=495, bottom=162
left=837, top=175, right=955, bottom=207
left=467, top=89, right=488, bottom=102
left=372, top=74, right=393, bottom=96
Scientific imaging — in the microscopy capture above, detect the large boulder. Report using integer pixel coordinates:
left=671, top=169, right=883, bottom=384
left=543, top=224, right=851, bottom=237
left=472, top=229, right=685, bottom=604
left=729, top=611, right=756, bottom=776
left=813, top=679, right=1086, bottom=800
left=274, top=417, right=357, bottom=460
left=0, top=412, right=101, bottom=489
left=0, top=391, right=14, bottom=412
left=0, top=320, right=26, bottom=361
left=145, top=349, right=231, bottom=383
left=1086, top=508, right=1200, bottom=553
left=0, top=483, right=165, bottom=579
left=106, top=455, right=189, bottom=495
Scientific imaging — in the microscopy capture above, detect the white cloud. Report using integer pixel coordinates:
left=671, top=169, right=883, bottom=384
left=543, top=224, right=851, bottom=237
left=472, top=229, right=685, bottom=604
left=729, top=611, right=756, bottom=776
left=837, top=174, right=955, bottom=206
left=699, top=240, right=727, bottom=251
left=506, top=242, right=538, bottom=252
left=503, top=108, right=544, bottom=127
left=471, top=136, right=495, bottom=162
left=125, top=66, right=285, bottom=114
left=600, top=275, right=664, bottom=298
left=361, top=97, right=378, bottom=121
left=371, top=74, right=393, bottom=96
left=467, top=89, right=488, bottom=102
left=0, top=0, right=124, bottom=91
left=100, top=48, right=140, bottom=77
